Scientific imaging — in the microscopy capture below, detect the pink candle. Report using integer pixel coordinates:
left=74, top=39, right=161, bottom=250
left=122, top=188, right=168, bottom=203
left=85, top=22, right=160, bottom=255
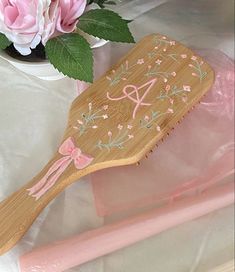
left=20, top=182, right=234, bottom=272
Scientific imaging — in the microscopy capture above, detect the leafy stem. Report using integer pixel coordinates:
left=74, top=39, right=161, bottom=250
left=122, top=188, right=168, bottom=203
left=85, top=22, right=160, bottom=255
left=140, top=111, right=170, bottom=129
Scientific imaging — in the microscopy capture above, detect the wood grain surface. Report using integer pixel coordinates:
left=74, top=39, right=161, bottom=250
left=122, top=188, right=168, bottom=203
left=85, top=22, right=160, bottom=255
left=0, top=34, right=215, bottom=255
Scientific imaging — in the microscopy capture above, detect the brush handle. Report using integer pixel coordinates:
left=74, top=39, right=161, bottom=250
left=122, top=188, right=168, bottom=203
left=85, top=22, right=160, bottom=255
left=0, top=154, right=87, bottom=256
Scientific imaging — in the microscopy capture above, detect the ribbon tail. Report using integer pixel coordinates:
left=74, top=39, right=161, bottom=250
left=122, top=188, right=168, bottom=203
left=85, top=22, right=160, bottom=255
left=27, top=157, right=70, bottom=196
left=32, top=159, right=72, bottom=200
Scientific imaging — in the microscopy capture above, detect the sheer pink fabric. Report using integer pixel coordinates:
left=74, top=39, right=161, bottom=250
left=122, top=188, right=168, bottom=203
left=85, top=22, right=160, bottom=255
left=91, top=49, right=234, bottom=217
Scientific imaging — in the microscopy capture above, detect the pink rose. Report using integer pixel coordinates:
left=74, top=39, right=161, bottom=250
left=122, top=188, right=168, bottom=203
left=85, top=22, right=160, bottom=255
left=0, top=0, right=50, bottom=55
left=56, top=0, right=86, bottom=33
left=0, top=0, right=86, bottom=55
left=43, top=0, right=86, bottom=44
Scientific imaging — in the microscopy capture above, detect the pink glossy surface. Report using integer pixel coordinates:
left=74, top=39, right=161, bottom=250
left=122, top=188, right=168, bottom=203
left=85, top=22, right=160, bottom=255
left=19, top=183, right=234, bottom=272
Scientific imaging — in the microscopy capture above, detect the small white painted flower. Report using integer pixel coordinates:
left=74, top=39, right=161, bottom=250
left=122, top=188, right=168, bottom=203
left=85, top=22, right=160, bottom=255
left=137, top=59, right=145, bottom=65
left=191, top=56, right=197, bottom=61
left=144, top=115, right=150, bottom=121
left=164, top=78, right=168, bottom=83
left=127, top=125, right=133, bottom=130
left=170, top=41, right=176, bottom=46
left=162, top=36, right=167, bottom=40
left=171, top=71, right=176, bottom=77
left=192, top=72, right=197, bottom=77
left=106, top=76, right=111, bottom=81
left=183, top=85, right=191, bottom=92
left=128, top=134, right=134, bottom=139
left=154, top=46, right=159, bottom=50
left=200, top=61, right=204, bottom=65
left=103, top=105, right=109, bottom=111
left=77, top=120, right=83, bottom=125
left=165, top=85, right=171, bottom=91
left=108, top=131, right=112, bottom=137
left=118, top=124, right=123, bottom=130
left=167, top=108, right=174, bottom=113
left=170, top=98, right=174, bottom=105
left=156, top=125, right=161, bottom=132
left=92, top=125, right=98, bottom=129
left=122, top=78, right=127, bottom=81
left=88, top=103, right=92, bottom=111
left=181, top=54, right=187, bottom=59
left=103, top=114, right=108, bottom=119
left=188, top=64, right=193, bottom=67
left=155, top=59, right=162, bottom=65
left=73, top=126, right=78, bottom=130
left=163, top=48, right=167, bottom=52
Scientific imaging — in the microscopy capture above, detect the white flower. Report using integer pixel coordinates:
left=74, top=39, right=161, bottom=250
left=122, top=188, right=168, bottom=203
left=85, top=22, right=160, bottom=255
left=103, top=114, right=108, bottom=119
left=183, top=85, right=191, bottom=92
left=155, top=59, right=162, bottom=65
left=118, top=124, right=123, bottom=130
left=128, top=134, right=134, bottom=139
left=137, top=58, right=144, bottom=65
left=127, top=125, right=133, bottom=130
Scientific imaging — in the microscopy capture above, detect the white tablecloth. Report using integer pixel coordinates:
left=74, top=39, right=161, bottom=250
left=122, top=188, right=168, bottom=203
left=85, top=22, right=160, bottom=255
left=0, top=0, right=234, bottom=271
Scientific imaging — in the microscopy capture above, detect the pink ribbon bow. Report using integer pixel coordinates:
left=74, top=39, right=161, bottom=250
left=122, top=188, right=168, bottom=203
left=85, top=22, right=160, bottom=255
left=27, top=137, right=94, bottom=200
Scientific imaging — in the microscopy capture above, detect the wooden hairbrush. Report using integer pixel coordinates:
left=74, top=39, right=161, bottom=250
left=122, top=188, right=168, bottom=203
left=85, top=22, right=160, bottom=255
left=0, top=34, right=214, bottom=255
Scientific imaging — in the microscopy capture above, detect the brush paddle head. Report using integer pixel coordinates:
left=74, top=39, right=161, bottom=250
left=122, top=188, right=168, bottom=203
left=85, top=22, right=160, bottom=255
left=65, top=34, right=214, bottom=170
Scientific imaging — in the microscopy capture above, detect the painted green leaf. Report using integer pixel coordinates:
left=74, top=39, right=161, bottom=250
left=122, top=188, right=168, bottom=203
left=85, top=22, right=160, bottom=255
left=45, top=33, right=93, bottom=82
left=0, top=33, right=11, bottom=49
left=78, top=9, right=135, bottom=43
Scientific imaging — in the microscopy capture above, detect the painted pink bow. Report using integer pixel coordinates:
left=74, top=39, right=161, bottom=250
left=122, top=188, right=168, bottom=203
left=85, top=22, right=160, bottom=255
left=27, top=137, right=94, bottom=200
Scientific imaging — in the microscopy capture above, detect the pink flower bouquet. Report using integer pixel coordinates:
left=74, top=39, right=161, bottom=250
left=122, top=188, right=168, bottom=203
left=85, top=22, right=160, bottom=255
left=0, top=0, right=134, bottom=82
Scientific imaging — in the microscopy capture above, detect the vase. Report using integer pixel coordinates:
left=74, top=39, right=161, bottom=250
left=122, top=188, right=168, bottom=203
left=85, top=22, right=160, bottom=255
left=0, top=34, right=107, bottom=81
left=0, top=2, right=108, bottom=81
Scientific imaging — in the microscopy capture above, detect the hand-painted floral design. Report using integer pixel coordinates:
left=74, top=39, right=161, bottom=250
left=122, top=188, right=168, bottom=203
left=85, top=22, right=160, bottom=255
left=145, top=65, right=173, bottom=82
left=189, top=56, right=207, bottom=82
left=73, top=103, right=109, bottom=136
left=153, top=35, right=176, bottom=51
left=140, top=109, right=174, bottom=129
left=106, top=59, right=143, bottom=86
left=96, top=124, right=134, bottom=151
left=156, top=85, right=191, bottom=104
left=148, top=52, right=180, bottom=64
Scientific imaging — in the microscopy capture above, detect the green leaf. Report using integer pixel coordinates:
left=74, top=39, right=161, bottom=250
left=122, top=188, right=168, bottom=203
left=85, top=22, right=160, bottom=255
left=45, top=33, right=93, bottom=82
left=0, top=33, right=11, bottom=49
left=78, top=9, right=135, bottom=43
